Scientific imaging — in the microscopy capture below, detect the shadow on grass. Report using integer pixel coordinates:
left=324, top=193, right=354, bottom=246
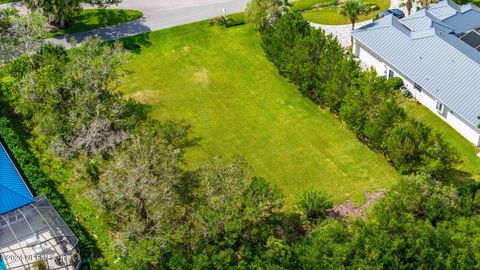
left=119, top=32, right=152, bottom=53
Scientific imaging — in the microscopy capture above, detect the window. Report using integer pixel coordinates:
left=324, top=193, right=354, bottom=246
left=414, top=83, right=422, bottom=92
left=436, top=101, right=444, bottom=114
left=388, top=70, right=395, bottom=78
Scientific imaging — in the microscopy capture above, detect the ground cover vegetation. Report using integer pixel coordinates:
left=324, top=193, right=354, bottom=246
left=1, top=5, right=480, bottom=270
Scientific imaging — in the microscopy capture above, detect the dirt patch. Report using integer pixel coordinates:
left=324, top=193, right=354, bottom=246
left=192, top=69, right=209, bottom=86
left=128, top=90, right=162, bottom=104
left=329, top=189, right=386, bottom=218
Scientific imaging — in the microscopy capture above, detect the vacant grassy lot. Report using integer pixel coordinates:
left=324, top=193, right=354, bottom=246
left=46, top=9, right=143, bottom=38
left=119, top=22, right=399, bottom=205
left=403, top=100, right=480, bottom=182
left=301, top=0, right=390, bottom=25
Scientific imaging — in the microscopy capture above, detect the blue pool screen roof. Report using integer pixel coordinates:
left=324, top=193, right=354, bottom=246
left=0, top=141, right=34, bottom=215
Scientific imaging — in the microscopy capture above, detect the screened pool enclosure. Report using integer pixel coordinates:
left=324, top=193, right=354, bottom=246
left=0, top=196, right=81, bottom=270
left=0, top=139, right=81, bottom=270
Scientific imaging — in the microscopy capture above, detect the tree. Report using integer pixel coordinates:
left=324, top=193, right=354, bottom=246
left=339, top=0, right=366, bottom=45
left=0, top=9, right=46, bottom=62
left=7, top=38, right=143, bottom=159
left=261, top=12, right=311, bottom=71
left=24, top=0, right=123, bottom=28
left=245, top=0, right=288, bottom=31
left=156, top=158, right=286, bottom=269
left=384, top=118, right=459, bottom=179
left=400, top=0, right=414, bottom=15
left=97, top=122, right=186, bottom=243
left=193, top=158, right=284, bottom=248
left=340, top=70, right=396, bottom=135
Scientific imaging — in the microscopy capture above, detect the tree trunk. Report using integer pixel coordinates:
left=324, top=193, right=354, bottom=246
left=351, top=20, right=355, bottom=47
left=60, top=18, right=66, bottom=29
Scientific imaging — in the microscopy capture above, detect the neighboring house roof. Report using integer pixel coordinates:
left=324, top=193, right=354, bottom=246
left=353, top=0, right=480, bottom=129
left=0, top=141, right=34, bottom=215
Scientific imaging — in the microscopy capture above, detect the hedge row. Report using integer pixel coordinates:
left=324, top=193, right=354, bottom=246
left=0, top=116, right=94, bottom=256
left=260, top=12, right=459, bottom=181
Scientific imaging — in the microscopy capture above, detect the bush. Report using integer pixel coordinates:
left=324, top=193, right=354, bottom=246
left=209, top=14, right=245, bottom=28
left=296, top=189, right=333, bottom=222
left=33, top=260, right=47, bottom=270
left=226, top=13, right=246, bottom=27
left=388, top=76, right=404, bottom=90
left=209, top=16, right=228, bottom=26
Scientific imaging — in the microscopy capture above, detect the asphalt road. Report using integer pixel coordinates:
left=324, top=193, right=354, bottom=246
left=45, top=0, right=250, bottom=47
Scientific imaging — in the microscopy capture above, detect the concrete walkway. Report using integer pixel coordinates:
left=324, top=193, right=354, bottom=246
left=311, top=0, right=420, bottom=47
left=0, top=0, right=250, bottom=47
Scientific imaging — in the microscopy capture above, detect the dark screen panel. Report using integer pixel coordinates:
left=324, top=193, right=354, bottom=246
left=461, top=31, right=480, bottom=48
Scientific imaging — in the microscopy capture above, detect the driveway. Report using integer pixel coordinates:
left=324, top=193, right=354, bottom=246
left=39, top=0, right=250, bottom=47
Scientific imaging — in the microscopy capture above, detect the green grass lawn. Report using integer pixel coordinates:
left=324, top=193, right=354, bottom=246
left=46, top=9, right=143, bottom=38
left=291, top=0, right=339, bottom=11
left=118, top=21, right=399, bottom=205
left=301, top=0, right=390, bottom=25
left=402, top=100, right=480, bottom=182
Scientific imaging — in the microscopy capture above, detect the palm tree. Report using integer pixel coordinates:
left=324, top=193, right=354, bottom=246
left=340, top=0, right=366, bottom=30
left=339, top=0, right=366, bottom=46
left=400, top=0, right=414, bottom=15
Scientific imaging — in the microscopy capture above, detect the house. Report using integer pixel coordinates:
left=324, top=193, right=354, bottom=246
left=352, top=0, right=480, bottom=146
left=0, top=140, right=81, bottom=270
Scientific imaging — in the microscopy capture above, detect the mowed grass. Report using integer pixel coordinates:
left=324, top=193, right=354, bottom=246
left=402, top=100, right=480, bottom=182
left=119, top=22, right=399, bottom=205
left=291, top=0, right=337, bottom=11
left=302, top=0, right=390, bottom=25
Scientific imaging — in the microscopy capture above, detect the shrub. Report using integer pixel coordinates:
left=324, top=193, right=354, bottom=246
left=226, top=13, right=246, bottom=27
left=388, top=76, right=404, bottom=90
left=296, top=189, right=333, bottom=222
left=33, top=260, right=47, bottom=270
left=209, top=14, right=245, bottom=28
left=209, top=16, right=228, bottom=26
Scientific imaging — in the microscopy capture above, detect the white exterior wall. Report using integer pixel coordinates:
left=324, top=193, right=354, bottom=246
left=446, top=112, right=480, bottom=146
left=356, top=44, right=387, bottom=76
left=354, top=41, right=480, bottom=147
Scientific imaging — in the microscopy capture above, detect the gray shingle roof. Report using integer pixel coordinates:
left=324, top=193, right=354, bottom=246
left=353, top=0, right=480, bottom=129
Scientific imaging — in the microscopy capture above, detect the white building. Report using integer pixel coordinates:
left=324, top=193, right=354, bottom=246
left=352, top=0, right=480, bottom=146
